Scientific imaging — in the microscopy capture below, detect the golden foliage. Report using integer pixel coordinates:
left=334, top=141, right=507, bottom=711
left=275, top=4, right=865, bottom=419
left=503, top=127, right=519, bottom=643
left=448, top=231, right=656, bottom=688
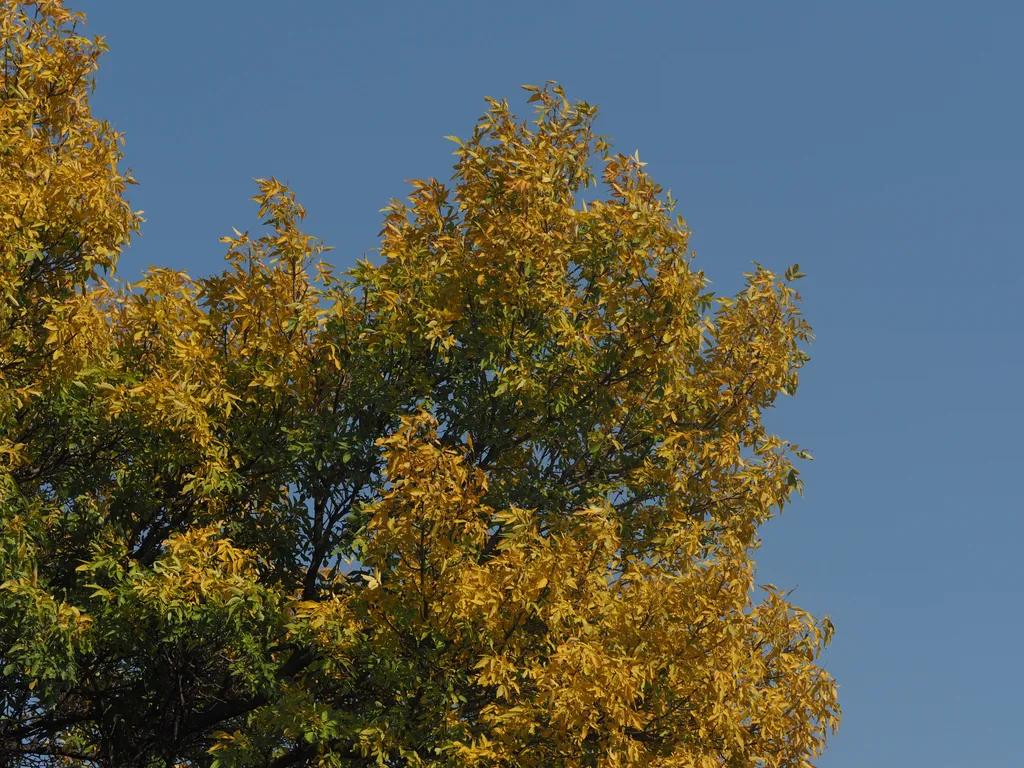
left=1, top=0, right=139, bottom=428
left=0, top=4, right=838, bottom=766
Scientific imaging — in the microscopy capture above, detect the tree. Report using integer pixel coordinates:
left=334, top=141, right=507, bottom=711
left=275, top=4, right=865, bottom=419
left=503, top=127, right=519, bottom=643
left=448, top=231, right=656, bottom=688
left=0, top=3, right=840, bottom=766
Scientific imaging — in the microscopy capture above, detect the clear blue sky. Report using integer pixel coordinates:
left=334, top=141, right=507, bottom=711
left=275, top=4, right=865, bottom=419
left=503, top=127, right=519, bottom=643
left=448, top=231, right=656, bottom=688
left=77, top=2, right=1023, bottom=765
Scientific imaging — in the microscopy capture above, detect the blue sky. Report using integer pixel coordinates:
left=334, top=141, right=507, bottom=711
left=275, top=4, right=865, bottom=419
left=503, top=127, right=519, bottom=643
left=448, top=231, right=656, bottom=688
left=77, top=2, right=1023, bottom=765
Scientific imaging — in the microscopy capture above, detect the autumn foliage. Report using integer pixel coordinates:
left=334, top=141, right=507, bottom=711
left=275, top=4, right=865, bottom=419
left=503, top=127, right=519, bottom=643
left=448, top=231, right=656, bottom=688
left=1, top=3, right=839, bottom=766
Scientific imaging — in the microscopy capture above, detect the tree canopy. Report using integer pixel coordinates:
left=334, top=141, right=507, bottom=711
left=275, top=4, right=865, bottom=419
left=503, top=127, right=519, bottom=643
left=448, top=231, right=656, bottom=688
left=0, top=3, right=839, bottom=766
